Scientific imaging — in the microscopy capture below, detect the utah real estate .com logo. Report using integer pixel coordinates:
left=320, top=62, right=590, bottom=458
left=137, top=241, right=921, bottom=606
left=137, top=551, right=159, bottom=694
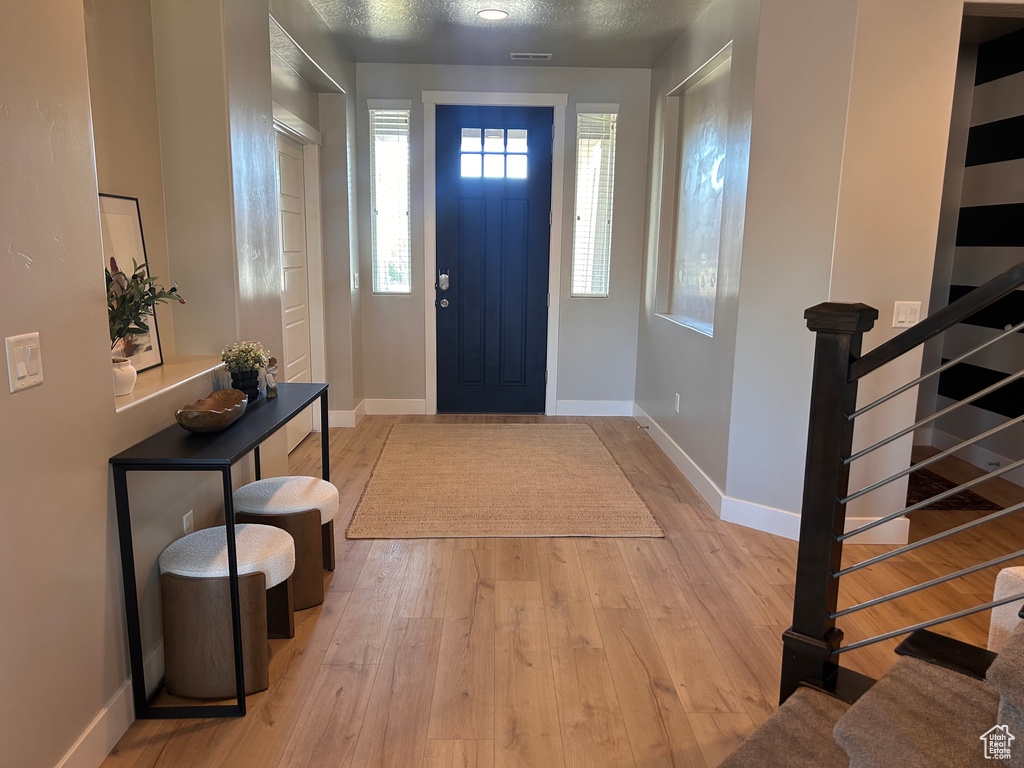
left=981, top=725, right=1015, bottom=760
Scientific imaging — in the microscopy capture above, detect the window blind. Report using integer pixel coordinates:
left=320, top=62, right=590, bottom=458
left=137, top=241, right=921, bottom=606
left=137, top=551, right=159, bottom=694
left=571, top=111, right=618, bottom=297
left=369, top=108, right=412, bottom=294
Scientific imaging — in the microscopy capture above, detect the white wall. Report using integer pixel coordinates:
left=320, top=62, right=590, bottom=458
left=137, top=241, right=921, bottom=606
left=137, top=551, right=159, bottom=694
left=269, top=0, right=363, bottom=414
left=0, top=1, right=339, bottom=765
left=354, top=63, right=651, bottom=409
left=84, top=0, right=176, bottom=357
left=827, top=0, right=964, bottom=533
left=721, top=0, right=861, bottom=524
left=639, top=0, right=967, bottom=542
left=634, top=0, right=760, bottom=494
left=0, top=3, right=232, bottom=766
left=272, top=55, right=321, bottom=131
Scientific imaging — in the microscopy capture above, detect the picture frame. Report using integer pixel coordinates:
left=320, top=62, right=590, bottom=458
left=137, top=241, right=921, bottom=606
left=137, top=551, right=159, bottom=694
left=99, top=194, right=163, bottom=373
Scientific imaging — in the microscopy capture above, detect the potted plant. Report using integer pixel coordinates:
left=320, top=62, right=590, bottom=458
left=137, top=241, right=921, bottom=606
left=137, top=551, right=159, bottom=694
left=221, top=341, right=270, bottom=403
left=106, top=257, right=184, bottom=396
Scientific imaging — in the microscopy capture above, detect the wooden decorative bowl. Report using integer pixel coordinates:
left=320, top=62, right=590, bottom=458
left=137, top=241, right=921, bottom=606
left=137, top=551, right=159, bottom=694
left=175, top=389, right=248, bottom=433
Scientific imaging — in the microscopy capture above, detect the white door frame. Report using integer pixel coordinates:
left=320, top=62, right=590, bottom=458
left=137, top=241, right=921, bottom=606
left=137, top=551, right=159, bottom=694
left=422, top=90, right=568, bottom=415
left=273, top=102, right=327, bottom=431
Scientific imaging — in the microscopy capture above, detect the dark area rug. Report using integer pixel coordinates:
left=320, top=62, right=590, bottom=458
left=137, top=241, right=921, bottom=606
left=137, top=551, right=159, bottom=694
left=906, top=468, right=1002, bottom=511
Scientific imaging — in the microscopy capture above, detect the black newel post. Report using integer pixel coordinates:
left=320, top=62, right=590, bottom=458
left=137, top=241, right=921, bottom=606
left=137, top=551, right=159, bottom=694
left=780, top=302, right=878, bottom=703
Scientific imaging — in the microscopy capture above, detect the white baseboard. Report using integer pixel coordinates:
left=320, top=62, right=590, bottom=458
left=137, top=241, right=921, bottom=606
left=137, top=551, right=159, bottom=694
left=54, top=680, right=133, bottom=768
left=554, top=400, right=634, bottom=417
left=634, top=403, right=910, bottom=544
left=931, top=427, right=1024, bottom=487
left=720, top=495, right=910, bottom=544
left=329, top=399, right=366, bottom=428
left=364, top=398, right=426, bottom=415
left=632, top=403, right=724, bottom=516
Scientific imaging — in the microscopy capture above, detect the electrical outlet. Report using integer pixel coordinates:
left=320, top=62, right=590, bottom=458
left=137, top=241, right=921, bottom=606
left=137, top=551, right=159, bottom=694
left=183, top=510, right=194, bottom=535
left=674, top=393, right=681, bottom=414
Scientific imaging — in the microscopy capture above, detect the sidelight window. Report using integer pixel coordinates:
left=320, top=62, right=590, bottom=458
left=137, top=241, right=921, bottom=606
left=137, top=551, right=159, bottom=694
left=369, top=102, right=412, bottom=294
left=571, top=106, right=618, bottom=297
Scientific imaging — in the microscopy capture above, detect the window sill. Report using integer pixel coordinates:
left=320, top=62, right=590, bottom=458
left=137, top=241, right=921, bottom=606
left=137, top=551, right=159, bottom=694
left=656, top=313, right=714, bottom=338
left=114, top=354, right=223, bottom=413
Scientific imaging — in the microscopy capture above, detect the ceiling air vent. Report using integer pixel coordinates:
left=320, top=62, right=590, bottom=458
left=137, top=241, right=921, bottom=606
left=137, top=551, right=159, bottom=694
left=510, top=52, right=553, bottom=62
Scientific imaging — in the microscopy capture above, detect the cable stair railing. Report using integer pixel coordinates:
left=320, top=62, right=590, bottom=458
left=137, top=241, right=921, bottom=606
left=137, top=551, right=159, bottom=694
left=781, top=260, right=1024, bottom=705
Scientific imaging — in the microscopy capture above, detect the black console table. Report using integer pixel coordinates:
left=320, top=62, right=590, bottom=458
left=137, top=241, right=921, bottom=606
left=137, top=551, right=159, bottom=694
left=110, top=382, right=329, bottom=719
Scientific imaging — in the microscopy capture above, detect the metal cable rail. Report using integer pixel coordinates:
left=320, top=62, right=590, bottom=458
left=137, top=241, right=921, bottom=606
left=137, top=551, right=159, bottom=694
left=842, top=413, right=1024, bottom=505
left=832, top=549, right=1024, bottom=618
left=839, top=456, right=1024, bottom=542
left=831, top=591, right=1024, bottom=655
left=848, top=319, right=1024, bottom=421
left=834, top=499, right=1024, bottom=577
left=844, top=368, right=1024, bottom=465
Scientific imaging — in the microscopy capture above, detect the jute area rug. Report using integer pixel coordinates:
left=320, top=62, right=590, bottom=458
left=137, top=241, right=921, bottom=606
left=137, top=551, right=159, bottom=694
left=346, top=423, right=664, bottom=539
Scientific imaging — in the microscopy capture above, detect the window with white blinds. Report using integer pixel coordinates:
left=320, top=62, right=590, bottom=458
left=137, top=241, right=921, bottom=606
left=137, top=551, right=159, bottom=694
left=571, top=108, right=618, bottom=297
left=369, top=106, right=412, bottom=294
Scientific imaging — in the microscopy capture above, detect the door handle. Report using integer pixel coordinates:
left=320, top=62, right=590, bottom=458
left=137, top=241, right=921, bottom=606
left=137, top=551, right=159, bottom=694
left=437, top=269, right=450, bottom=292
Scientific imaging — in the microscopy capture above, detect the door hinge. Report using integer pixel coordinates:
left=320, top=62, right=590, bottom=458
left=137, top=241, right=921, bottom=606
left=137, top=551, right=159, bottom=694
left=549, top=210, right=553, bottom=227
left=547, top=292, right=550, bottom=307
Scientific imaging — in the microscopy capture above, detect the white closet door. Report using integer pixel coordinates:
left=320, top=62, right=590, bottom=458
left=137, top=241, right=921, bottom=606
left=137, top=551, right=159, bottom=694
left=276, top=133, right=313, bottom=452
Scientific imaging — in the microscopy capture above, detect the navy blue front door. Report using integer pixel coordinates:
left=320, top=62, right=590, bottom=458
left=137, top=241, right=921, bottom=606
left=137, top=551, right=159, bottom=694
left=435, top=105, right=553, bottom=413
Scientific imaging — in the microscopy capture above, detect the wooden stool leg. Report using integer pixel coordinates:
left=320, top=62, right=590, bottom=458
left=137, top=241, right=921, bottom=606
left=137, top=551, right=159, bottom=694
left=161, top=572, right=269, bottom=699
left=322, top=519, right=335, bottom=571
left=266, top=577, right=294, bottom=639
left=237, top=509, right=323, bottom=610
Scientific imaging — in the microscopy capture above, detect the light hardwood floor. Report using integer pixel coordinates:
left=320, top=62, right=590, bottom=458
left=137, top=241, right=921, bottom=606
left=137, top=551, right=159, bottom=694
left=102, top=416, right=1024, bottom=768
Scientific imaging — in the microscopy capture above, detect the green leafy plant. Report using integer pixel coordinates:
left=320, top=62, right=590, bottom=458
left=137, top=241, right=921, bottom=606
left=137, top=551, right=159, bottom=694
left=221, top=341, right=270, bottom=373
left=106, top=257, right=184, bottom=352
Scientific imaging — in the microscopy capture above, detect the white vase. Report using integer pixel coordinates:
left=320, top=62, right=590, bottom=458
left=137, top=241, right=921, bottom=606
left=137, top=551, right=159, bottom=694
left=112, top=358, right=137, bottom=397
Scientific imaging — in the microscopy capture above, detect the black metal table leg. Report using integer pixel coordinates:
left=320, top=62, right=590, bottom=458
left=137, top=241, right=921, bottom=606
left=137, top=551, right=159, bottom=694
left=112, top=466, right=148, bottom=720
left=320, top=390, right=330, bottom=483
left=253, top=445, right=261, bottom=480
left=221, top=466, right=247, bottom=716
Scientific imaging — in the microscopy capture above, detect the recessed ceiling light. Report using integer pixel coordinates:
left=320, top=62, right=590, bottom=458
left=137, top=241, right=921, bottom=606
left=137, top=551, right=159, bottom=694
left=478, top=9, right=509, bottom=21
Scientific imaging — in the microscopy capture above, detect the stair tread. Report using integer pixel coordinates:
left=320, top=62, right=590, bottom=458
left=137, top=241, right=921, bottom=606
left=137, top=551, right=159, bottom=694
left=834, top=656, right=999, bottom=768
left=719, top=687, right=851, bottom=768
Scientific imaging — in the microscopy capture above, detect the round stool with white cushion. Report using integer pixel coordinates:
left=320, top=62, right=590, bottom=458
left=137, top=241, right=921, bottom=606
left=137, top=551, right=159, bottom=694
left=233, top=476, right=339, bottom=610
left=159, top=524, right=296, bottom=699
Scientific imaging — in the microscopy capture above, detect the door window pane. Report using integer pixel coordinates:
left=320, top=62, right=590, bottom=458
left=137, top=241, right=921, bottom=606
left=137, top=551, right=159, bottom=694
left=506, top=154, right=528, bottom=179
left=507, top=129, right=528, bottom=154
left=484, top=153, right=505, bottom=178
left=461, top=153, right=483, bottom=177
left=484, top=129, right=505, bottom=153
left=461, top=128, right=482, bottom=152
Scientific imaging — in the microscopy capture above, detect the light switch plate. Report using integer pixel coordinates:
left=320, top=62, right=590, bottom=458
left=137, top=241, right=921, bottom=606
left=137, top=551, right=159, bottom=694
left=893, top=301, right=922, bottom=329
left=353, top=272, right=360, bottom=290
left=5, top=332, right=43, bottom=393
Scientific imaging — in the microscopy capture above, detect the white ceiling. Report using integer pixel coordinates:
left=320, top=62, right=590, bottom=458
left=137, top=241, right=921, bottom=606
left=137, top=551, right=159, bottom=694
left=306, top=0, right=718, bottom=68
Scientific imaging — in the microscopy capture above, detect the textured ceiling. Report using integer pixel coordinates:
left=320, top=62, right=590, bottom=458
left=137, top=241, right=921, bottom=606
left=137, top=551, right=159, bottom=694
left=307, top=0, right=717, bottom=68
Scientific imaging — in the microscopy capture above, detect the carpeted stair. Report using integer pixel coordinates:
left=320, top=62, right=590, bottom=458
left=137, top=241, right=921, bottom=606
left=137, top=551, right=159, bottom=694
left=719, top=687, right=851, bottom=768
left=722, top=624, right=1024, bottom=767
left=833, top=656, right=999, bottom=767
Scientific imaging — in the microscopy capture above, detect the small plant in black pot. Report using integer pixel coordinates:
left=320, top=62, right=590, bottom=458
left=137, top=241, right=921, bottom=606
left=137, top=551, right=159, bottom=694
left=221, top=341, right=270, bottom=403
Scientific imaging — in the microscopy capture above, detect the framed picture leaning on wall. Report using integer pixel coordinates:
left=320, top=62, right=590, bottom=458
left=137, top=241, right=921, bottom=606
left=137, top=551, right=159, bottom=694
left=99, top=193, right=164, bottom=373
